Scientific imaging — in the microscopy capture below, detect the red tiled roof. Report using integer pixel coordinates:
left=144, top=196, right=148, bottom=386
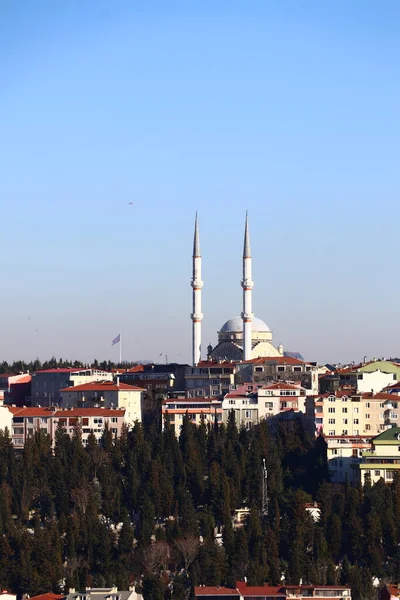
left=362, top=392, right=398, bottom=401
left=29, top=594, right=65, bottom=600
left=386, top=585, right=400, bottom=597
left=262, top=383, right=302, bottom=391
left=196, top=360, right=236, bottom=368
left=12, top=407, right=55, bottom=417
left=55, top=408, right=125, bottom=417
left=242, top=356, right=307, bottom=366
left=236, top=583, right=284, bottom=597
left=60, top=381, right=145, bottom=392
left=126, top=364, right=146, bottom=372
left=194, top=588, right=239, bottom=597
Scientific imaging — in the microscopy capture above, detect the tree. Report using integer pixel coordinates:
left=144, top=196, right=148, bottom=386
left=175, top=536, right=200, bottom=572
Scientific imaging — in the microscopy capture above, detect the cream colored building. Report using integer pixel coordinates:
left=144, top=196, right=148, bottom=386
left=306, top=390, right=392, bottom=437
left=359, top=427, right=400, bottom=485
left=59, top=380, right=144, bottom=426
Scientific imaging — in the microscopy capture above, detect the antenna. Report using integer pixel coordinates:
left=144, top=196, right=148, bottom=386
left=262, top=458, right=268, bottom=516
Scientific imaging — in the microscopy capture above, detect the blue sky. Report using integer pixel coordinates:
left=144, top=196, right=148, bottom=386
left=1, top=0, right=400, bottom=364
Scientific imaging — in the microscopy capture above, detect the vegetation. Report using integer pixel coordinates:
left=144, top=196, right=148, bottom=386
left=0, top=415, right=392, bottom=600
left=0, top=357, right=139, bottom=373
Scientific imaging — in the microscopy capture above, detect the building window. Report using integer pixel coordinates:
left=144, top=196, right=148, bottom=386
left=229, top=399, right=236, bottom=405
left=365, top=414, right=370, bottom=419
left=111, top=417, right=117, bottom=423
left=366, top=424, right=371, bottom=430
left=255, top=367, right=263, bottom=372
left=328, top=418, right=335, bottom=424
left=353, top=419, right=359, bottom=424
left=352, top=449, right=358, bottom=457
left=212, top=391, right=219, bottom=396
left=391, top=413, right=398, bottom=419
left=332, top=449, right=338, bottom=455
left=353, top=407, right=359, bottom=414
left=328, top=396, right=336, bottom=402
left=341, top=396, right=348, bottom=402
left=328, top=407, right=335, bottom=413
left=245, top=410, right=251, bottom=419
left=28, top=418, right=33, bottom=424
left=343, top=430, right=348, bottom=435
left=277, top=366, right=285, bottom=372
left=41, top=418, right=47, bottom=424
left=265, top=402, right=273, bottom=408
left=94, top=418, right=103, bottom=425
left=342, top=407, right=348, bottom=413
left=380, top=403, right=385, bottom=408
left=343, top=419, right=348, bottom=424
left=366, top=402, right=370, bottom=408
left=354, top=430, right=359, bottom=435
left=293, top=366, right=301, bottom=372
left=386, top=470, right=395, bottom=480
left=329, top=430, right=335, bottom=435
left=197, top=390, right=204, bottom=396
left=211, top=379, right=219, bottom=385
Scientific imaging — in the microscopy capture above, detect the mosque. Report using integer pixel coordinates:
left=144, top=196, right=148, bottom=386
left=190, top=214, right=284, bottom=365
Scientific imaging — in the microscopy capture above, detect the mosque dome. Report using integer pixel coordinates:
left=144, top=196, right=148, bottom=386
left=219, top=316, right=270, bottom=333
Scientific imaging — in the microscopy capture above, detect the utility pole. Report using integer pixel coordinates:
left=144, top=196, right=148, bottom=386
left=262, top=458, right=268, bottom=516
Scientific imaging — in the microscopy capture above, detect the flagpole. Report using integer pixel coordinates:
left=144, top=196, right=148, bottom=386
left=120, top=334, right=122, bottom=365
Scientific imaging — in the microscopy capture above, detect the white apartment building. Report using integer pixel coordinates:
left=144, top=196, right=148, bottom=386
left=326, top=435, right=372, bottom=484
left=222, top=383, right=307, bottom=428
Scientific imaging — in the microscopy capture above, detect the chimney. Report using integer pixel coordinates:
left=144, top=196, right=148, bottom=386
left=116, top=376, right=120, bottom=386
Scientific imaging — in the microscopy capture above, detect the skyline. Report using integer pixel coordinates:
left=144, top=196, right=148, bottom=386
left=2, top=0, right=400, bottom=364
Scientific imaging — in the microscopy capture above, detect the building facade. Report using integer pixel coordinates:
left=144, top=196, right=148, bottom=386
left=59, top=380, right=144, bottom=426
left=31, top=368, right=112, bottom=406
left=162, top=397, right=222, bottom=435
left=10, top=406, right=126, bottom=449
left=359, top=427, right=400, bottom=485
left=236, top=357, right=318, bottom=394
left=185, top=361, right=236, bottom=398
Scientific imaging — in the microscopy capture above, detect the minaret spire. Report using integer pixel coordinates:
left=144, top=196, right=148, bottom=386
left=241, top=212, right=254, bottom=361
left=191, top=213, right=203, bottom=366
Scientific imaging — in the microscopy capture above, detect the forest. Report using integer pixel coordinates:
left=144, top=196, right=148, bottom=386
left=0, top=415, right=396, bottom=600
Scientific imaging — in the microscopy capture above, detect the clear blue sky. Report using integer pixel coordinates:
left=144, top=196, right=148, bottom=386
left=1, top=0, right=400, bottom=365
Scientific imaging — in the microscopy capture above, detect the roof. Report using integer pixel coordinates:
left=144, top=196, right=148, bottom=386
left=236, top=583, right=284, bottom=597
left=262, top=382, right=303, bottom=391
left=194, top=588, right=240, bottom=597
left=371, top=427, right=400, bottom=443
left=29, top=594, right=65, bottom=600
left=55, top=408, right=125, bottom=417
left=34, top=368, right=86, bottom=374
left=220, top=316, right=270, bottom=333
left=12, top=407, right=56, bottom=417
left=196, top=360, right=236, bottom=368
left=60, top=381, right=145, bottom=392
left=362, top=392, right=398, bottom=401
left=241, top=356, right=307, bottom=366
left=385, top=585, right=400, bottom=597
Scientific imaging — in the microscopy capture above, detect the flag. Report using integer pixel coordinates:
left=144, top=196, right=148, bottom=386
left=112, top=334, right=121, bottom=346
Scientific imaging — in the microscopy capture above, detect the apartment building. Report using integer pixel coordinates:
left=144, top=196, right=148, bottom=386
left=185, top=361, right=236, bottom=398
left=359, top=427, right=400, bottom=485
left=320, top=360, right=399, bottom=394
left=326, top=435, right=372, bottom=484
left=10, top=406, right=126, bottom=449
left=236, top=357, right=318, bottom=394
left=194, top=583, right=351, bottom=600
left=162, top=397, right=222, bottom=435
left=59, top=380, right=144, bottom=426
left=120, top=363, right=188, bottom=396
left=31, top=367, right=112, bottom=406
left=306, top=390, right=393, bottom=437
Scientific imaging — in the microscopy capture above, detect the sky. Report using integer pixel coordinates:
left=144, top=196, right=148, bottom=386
left=1, top=0, right=400, bottom=365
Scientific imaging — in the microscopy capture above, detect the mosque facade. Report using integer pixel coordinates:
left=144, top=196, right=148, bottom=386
left=191, top=214, right=284, bottom=365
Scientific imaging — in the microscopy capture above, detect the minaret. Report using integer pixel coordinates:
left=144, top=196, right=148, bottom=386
left=241, top=212, right=254, bottom=361
left=191, top=213, right=203, bottom=365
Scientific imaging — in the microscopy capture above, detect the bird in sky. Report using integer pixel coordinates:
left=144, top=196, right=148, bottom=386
left=128, top=202, right=133, bottom=205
